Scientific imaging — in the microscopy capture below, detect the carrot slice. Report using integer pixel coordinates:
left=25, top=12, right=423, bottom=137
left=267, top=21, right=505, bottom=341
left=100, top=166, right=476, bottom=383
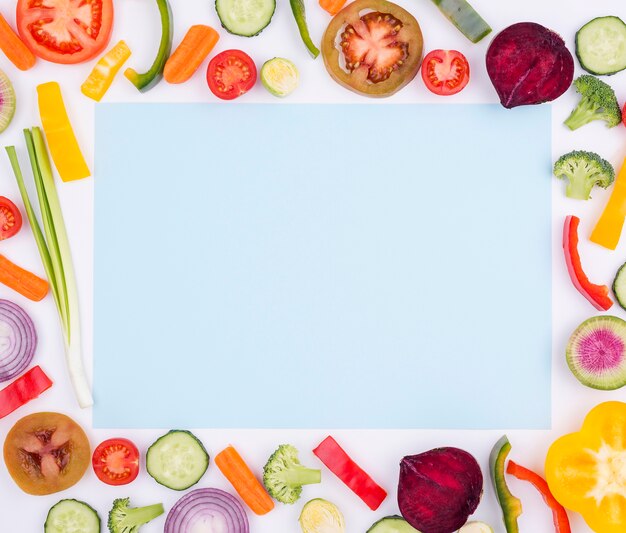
left=215, top=446, right=275, bottom=515
left=0, top=13, right=35, bottom=71
left=0, top=254, right=49, bottom=301
left=164, top=25, right=219, bottom=84
left=319, top=0, right=348, bottom=15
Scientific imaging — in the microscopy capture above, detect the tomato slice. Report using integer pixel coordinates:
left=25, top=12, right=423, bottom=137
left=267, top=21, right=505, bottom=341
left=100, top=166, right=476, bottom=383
left=321, top=0, right=423, bottom=97
left=0, top=196, right=22, bottom=241
left=92, top=438, right=140, bottom=486
left=3, top=412, right=90, bottom=495
left=207, top=49, right=257, bottom=100
left=421, top=49, right=470, bottom=96
left=16, top=0, right=114, bottom=64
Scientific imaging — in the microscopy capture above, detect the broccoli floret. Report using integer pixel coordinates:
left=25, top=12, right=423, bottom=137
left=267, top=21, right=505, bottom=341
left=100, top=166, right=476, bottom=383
left=263, top=444, right=321, bottom=504
left=107, top=498, right=164, bottom=533
left=553, top=150, right=615, bottom=200
left=564, top=75, right=622, bottom=130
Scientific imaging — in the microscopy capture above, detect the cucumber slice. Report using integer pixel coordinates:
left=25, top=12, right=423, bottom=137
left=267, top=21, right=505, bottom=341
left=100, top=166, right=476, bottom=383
left=261, top=58, right=299, bottom=97
left=367, top=515, right=420, bottom=532
left=614, top=262, right=626, bottom=310
left=45, top=499, right=100, bottom=533
left=215, top=0, right=276, bottom=37
left=429, top=0, right=492, bottom=43
left=576, top=16, right=626, bottom=75
left=146, top=430, right=209, bottom=490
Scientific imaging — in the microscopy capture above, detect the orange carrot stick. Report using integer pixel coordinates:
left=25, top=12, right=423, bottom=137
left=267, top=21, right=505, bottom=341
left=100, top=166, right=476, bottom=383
left=0, top=13, right=35, bottom=71
left=319, top=0, right=347, bottom=15
left=164, top=25, right=219, bottom=84
left=0, top=254, right=49, bottom=301
left=215, top=446, right=275, bottom=515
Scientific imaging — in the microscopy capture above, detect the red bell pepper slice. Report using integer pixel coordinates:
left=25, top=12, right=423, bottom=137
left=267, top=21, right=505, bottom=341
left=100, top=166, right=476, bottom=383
left=563, top=215, right=613, bottom=311
left=313, top=435, right=387, bottom=510
left=506, top=460, right=571, bottom=533
left=0, top=365, right=53, bottom=418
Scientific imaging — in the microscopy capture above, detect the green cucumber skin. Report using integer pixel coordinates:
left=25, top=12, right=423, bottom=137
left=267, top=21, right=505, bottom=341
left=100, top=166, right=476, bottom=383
left=215, top=0, right=276, bottom=37
left=489, top=436, right=522, bottom=533
left=367, top=515, right=421, bottom=532
left=429, top=0, right=492, bottom=43
left=45, top=499, right=100, bottom=533
left=146, top=430, right=210, bottom=491
left=290, top=0, right=320, bottom=58
left=613, top=263, right=626, bottom=310
left=576, top=16, right=626, bottom=76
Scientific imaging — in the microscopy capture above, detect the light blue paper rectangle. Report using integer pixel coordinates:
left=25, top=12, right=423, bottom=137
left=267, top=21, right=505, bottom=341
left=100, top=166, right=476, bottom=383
left=93, top=103, right=551, bottom=429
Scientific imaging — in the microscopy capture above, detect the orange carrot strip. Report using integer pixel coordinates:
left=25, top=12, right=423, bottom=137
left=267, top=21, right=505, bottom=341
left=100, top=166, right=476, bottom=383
left=0, top=14, right=35, bottom=71
left=164, top=25, right=219, bottom=84
left=215, top=446, right=275, bottom=515
left=319, top=0, right=348, bottom=15
left=0, top=254, right=49, bottom=301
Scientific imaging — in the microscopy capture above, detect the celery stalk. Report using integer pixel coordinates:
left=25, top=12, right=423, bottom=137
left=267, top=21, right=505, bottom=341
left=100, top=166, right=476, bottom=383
left=4, top=129, right=93, bottom=408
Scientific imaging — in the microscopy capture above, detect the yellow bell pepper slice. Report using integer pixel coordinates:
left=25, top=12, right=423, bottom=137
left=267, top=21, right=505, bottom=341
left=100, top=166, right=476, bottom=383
left=81, top=40, right=131, bottom=102
left=591, top=157, right=626, bottom=250
left=546, top=401, right=626, bottom=533
left=37, top=82, right=90, bottom=183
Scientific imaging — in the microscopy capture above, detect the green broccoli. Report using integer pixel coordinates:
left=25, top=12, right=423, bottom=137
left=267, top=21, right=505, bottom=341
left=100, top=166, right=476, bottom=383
left=263, top=444, right=321, bottom=504
left=564, top=75, right=622, bottom=130
left=553, top=150, right=615, bottom=200
left=108, top=498, right=164, bottom=533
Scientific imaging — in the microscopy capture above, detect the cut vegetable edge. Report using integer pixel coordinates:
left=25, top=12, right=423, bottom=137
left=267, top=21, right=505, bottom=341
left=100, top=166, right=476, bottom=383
left=576, top=16, right=626, bottom=75
left=261, top=57, right=299, bottom=97
left=215, top=0, right=276, bottom=37
left=566, top=315, right=626, bottom=390
left=613, top=262, right=626, bottom=310
left=45, top=499, right=100, bottom=533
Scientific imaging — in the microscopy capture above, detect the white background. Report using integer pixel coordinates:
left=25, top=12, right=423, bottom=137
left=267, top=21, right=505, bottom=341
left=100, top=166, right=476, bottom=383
left=0, top=0, right=625, bottom=531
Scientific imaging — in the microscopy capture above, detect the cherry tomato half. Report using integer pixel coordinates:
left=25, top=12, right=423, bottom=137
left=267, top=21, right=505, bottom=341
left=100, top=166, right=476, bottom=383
left=0, top=196, right=22, bottom=241
left=92, top=438, right=140, bottom=486
left=421, top=49, right=470, bottom=96
left=16, top=0, right=114, bottom=64
left=207, top=49, right=257, bottom=100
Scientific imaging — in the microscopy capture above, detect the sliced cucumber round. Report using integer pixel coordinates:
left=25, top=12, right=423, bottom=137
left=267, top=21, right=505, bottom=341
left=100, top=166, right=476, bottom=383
left=576, top=16, right=626, bottom=75
left=215, top=0, right=276, bottom=37
left=614, top=262, right=626, bottom=310
left=367, top=516, right=420, bottom=533
left=261, top=57, right=299, bottom=97
left=146, top=430, right=209, bottom=490
left=44, top=499, right=100, bottom=533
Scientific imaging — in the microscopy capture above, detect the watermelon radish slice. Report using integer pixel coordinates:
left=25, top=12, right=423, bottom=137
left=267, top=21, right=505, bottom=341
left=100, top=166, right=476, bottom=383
left=566, top=315, right=626, bottom=390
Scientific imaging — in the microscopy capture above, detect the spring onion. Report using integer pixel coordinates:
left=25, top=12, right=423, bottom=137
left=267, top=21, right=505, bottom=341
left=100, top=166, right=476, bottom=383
left=5, top=128, right=92, bottom=408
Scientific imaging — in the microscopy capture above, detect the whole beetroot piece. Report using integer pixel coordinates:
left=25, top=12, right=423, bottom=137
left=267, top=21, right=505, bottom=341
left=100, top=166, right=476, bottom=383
left=486, top=22, right=574, bottom=108
left=398, top=447, right=483, bottom=533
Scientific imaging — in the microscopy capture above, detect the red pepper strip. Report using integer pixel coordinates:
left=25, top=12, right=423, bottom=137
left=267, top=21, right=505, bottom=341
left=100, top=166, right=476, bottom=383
left=0, top=366, right=53, bottom=418
left=563, top=215, right=613, bottom=311
left=506, top=460, right=571, bottom=533
left=313, top=435, right=387, bottom=510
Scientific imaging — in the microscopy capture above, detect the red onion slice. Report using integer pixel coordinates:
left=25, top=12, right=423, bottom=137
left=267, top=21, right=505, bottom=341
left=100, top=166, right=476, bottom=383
left=165, top=488, right=249, bottom=533
left=0, top=299, right=37, bottom=382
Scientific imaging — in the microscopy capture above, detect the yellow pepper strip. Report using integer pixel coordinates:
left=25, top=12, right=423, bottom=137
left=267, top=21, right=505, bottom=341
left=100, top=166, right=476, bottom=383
left=590, top=157, right=626, bottom=250
left=81, top=40, right=131, bottom=102
left=37, top=82, right=90, bottom=183
left=545, top=401, right=626, bottom=533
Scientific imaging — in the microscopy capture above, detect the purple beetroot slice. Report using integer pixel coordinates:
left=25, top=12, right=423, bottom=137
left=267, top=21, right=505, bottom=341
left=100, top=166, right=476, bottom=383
left=398, top=447, right=483, bottom=533
left=486, top=22, right=574, bottom=108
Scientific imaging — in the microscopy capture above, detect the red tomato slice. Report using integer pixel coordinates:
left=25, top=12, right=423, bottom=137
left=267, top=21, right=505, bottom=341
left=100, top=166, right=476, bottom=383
left=0, top=196, right=22, bottom=241
left=92, top=438, right=139, bottom=486
left=421, top=49, right=470, bottom=96
left=16, top=0, right=114, bottom=64
left=207, top=49, right=257, bottom=100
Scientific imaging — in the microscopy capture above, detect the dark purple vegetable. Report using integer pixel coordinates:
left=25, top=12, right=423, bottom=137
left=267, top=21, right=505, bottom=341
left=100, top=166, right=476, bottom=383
left=164, top=487, right=249, bottom=533
left=486, top=22, right=574, bottom=108
left=398, top=447, right=483, bottom=533
left=0, top=299, right=36, bottom=382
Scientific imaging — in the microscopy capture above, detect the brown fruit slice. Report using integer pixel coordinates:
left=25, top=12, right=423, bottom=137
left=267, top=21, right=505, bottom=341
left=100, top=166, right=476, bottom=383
left=3, top=412, right=90, bottom=495
left=322, top=0, right=423, bottom=97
